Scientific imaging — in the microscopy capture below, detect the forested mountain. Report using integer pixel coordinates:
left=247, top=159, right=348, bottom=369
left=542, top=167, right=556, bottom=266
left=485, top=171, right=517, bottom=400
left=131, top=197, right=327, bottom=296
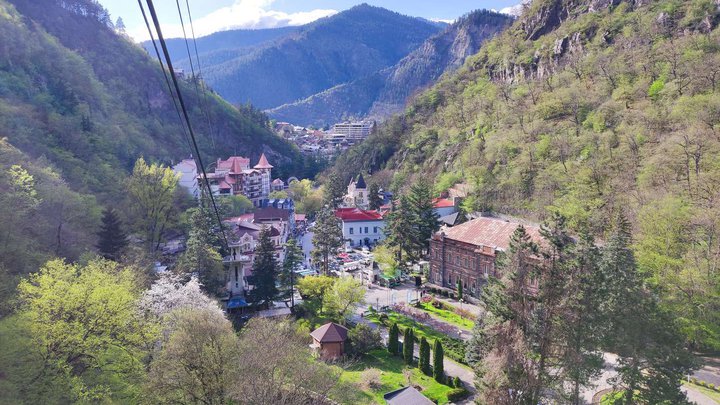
left=331, top=0, right=720, bottom=349
left=0, top=0, right=302, bottom=295
left=269, top=10, right=513, bottom=127
left=145, top=26, right=299, bottom=70
left=197, top=4, right=443, bottom=109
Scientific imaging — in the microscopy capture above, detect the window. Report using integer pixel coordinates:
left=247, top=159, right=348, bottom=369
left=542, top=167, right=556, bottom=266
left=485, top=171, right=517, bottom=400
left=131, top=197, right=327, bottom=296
left=484, top=264, right=489, bottom=277
left=464, top=257, right=468, bottom=267
left=447, top=253, right=451, bottom=262
left=471, top=281, right=476, bottom=292
left=365, top=227, right=369, bottom=234
left=349, top=227, right=354, bottom=235
left=448, top=274, right=452, bottom=284
left=374, top=226, right=378, bottom=233
left=455, top=256, right=460, bottom=265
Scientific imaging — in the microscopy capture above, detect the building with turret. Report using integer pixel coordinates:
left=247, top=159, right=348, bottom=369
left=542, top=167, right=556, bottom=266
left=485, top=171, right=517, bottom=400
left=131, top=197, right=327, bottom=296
left=200, top=154, right=273, bottom=206
left=343, top=173, right=368, bottom=208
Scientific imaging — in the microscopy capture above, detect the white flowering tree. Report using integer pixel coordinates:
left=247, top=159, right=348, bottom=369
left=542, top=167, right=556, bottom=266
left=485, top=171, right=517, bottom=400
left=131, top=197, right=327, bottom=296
left=139, top=274, right=224, bottom=322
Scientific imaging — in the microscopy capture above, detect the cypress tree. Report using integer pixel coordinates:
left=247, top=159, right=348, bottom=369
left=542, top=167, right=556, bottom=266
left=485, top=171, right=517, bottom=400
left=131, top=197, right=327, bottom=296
left=388, top=323, right=400, bottom=355
left=433, top=339, right=444, bottom=383
left=418, top=337, right=431, bottom=375
left=456, top=279, right=463, bottom=300
left=246, top=227, right=280, bottom=307
left=96, top=208, right=128, bottom=261
left=403, top=327, right=414, bottom=364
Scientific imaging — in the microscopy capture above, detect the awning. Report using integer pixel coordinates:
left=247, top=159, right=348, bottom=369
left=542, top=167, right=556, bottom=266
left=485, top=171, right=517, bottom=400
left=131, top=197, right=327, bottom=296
left=227, top=297, right=248, bottom=309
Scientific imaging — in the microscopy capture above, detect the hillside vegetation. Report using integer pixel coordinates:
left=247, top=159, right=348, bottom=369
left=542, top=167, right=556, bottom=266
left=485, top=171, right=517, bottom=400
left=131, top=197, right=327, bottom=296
left=332, top=0, right=720, bottom=350
left=199, top=4, right=442, bottom=109
left=269, top=10, right=513, bottom=126
left=0, top=0, right=302, bottom=298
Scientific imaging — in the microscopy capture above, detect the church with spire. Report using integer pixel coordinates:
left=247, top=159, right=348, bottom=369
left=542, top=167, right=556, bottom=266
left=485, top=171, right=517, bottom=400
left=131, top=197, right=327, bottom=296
left=343, top=173, right=368, bottom=209
left=199, top=153, right=273, bottom=207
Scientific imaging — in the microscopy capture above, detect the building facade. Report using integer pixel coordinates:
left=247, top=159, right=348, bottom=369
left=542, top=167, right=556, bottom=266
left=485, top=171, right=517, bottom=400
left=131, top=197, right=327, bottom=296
left=172, top=158, right=199, bottom=199
left=201, top=154, right=273, bottom=206
left=343, top=173, right=368, bottom=208
left=335, top=208, right=385, bottom=248
left=330, top=121, right=375, bottom=141
left=428, top=216, right=542, bottom=297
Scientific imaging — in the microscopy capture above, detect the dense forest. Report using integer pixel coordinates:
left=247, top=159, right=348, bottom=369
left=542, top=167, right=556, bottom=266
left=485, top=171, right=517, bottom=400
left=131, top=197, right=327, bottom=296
left=331, top=0, right=720, bottom=351
left=198, top=4, right=443, bottom=109
left=0, top=0, right=303, bottom=304
left=269, top=10, right=514, bottom=126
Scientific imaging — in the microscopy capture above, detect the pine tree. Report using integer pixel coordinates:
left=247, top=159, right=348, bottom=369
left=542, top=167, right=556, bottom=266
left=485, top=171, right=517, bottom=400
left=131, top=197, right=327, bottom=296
left=280, top=238, right=303, bottom=308
left=246, top=227, right=279, bottom=307
left=175, top=207, right=224, bottom=295
left=419, top=337, right=431, bottom=375
left=96, top=207, right=128, bottom=261
left=598, top=213, right=695, bottom=404
left=388, top=323, right=400, bottom=355
left=368, top=182, right=382, bottom=210
left=433, top=339, right=444, bottom=383
left=384, top=196, right=417, bottom=263
left=403, top=327, right=414, bottom=364
left=311, top=206, right=343, bottom=274
left=323, top=172, right=345, bottom=208
left=406, top=178, right=439, bottom=259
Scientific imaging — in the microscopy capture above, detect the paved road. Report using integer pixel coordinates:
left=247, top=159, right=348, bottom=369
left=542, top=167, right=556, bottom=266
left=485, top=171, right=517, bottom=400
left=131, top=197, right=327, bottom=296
left=300, top=230, right=313, bottom=267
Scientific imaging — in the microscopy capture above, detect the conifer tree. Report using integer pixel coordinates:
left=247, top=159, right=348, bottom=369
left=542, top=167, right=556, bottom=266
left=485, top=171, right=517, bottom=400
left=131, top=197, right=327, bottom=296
left=384, top=196, right=416, bottom=263
left=368, top=182, right=382, bottom=210
left=456, top=279, right=463, bottom=301
left=175, top=207, right=224, bottom=295
left=388, top=323, right=400, bottom=355
left=280, top=238, right=303, bottom=308
left=433, top=339, right=444, bottom=383
left=96, top=207, right=128, bottom=261
left=246, top=227, right=279, bottom=307
left=323, top=172, right=345, bottom=208
left=403, top=327, right=414, bottom=364
left=406, top=178, right=439, bottom=258
left=311, top=206, right=343, bottom=274
left=419, top=337, right=431, bottom=375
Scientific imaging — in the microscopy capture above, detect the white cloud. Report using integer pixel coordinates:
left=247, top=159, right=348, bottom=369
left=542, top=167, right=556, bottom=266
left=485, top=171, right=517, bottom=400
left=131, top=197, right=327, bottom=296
left=498, top=1, right=529, bottom=17
left=430, top=18, right=456, bottom=24
left=130, top=0, right=336, bottom=42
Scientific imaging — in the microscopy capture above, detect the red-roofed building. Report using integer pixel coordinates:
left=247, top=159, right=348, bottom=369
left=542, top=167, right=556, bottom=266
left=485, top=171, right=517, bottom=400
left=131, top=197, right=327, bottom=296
left=428, top=216, right=542, bottom=297
left=335, top=208, right=386, bottom=248
left=200, top=155, right=273, bottom=206
left=432, top=197, right=459, bottom=217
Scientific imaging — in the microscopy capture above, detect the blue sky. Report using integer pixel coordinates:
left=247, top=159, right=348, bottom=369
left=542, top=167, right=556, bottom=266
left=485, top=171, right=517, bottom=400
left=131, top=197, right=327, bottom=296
left=98, top=0, right=521, bottom=41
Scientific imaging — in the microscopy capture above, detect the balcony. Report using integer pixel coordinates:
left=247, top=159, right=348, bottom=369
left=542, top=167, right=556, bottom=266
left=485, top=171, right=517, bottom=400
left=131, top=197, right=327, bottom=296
left=223, top=254, right=251, bottom=263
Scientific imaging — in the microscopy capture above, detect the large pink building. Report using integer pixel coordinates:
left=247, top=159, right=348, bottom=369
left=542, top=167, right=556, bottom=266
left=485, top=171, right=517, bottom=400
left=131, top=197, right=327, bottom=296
left=201, top=154, right=273, bottom=206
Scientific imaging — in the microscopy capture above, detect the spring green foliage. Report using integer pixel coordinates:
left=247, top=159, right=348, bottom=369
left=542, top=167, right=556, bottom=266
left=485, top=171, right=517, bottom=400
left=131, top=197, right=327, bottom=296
left=8, top=258, right=149, bottom=402
left=322, top=276, right=366, bottom=324
left=388, top=323, right=400, bottom=355
left=433, top=339, right=444, bottom=383
left=331, top=0, right=720, bottom=351
left=126, top=158, right=179, bottom=252
left=403, top=327, right=415, bottom=365
left=246, top=227, right=280, bottom=306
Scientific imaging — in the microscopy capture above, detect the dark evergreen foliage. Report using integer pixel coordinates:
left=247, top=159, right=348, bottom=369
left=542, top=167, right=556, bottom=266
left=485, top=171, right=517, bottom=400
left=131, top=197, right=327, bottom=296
left=96, top=208, right=128, bottom=261
left=388, top=323, right=400, bottom=355
left=403, top=327, right=414, bottom=364
left=433, top=339, right=444, bottom=383
left=246, top=227, right=279, bottom=306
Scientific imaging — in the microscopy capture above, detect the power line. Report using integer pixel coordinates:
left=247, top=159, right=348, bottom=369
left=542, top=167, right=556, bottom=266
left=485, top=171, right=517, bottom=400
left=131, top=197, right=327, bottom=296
left=136, top=0, right=192, bottom=152
left=141, top=0, right=229, bottom=250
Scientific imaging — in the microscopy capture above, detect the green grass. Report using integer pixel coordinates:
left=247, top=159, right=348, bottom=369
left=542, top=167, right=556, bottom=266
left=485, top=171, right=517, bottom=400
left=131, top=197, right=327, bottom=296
left=600, top=390, right=625, bottom=404
left=365, top=311, right=468, bottom=365
left=331, top=349, right=454, bottom=404
left=417, top=302, right=474, bottom=330
left=685, top=382, right=720, bottom=403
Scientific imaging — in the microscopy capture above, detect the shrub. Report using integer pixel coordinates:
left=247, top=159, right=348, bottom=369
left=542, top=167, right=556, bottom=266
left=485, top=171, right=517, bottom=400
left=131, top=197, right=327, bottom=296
left=446, top=378, right=454, bottom=388
left=446, top=388, right=469, bottom=402
left=349, top=323, right=383, bottom=356
left=433, top=340, right=444, bottom=383
left=691, top=377, right=698, bottom=384
left=442, top=290, right=449, bottom=297
left=700, top=381, right=707, bottom=387
left=449, top=293, right=455, bottom=299
left=709, top=383, right=715, bottom=390
left=379, top=313, right=389, bottom=324
left=360, top=368, right=382, bottom=390
left=453, top=376, right=462, bottom=388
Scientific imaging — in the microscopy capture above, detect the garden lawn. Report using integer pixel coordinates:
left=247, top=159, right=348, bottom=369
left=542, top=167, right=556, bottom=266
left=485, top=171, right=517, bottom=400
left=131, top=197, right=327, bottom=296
left=685, top=383, right=720, bottom=403
left=418, top=302, right=474, bottom=330
left=365, top=310, right=468, bottom=365
left=331, top=349, right=454, bottom=404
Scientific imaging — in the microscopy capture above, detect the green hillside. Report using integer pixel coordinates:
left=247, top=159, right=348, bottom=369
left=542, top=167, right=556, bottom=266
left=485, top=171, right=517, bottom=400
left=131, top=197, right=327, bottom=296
left=332, top=0, right=720, bottom=349
left=0, top=0, right=303, bottom=294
